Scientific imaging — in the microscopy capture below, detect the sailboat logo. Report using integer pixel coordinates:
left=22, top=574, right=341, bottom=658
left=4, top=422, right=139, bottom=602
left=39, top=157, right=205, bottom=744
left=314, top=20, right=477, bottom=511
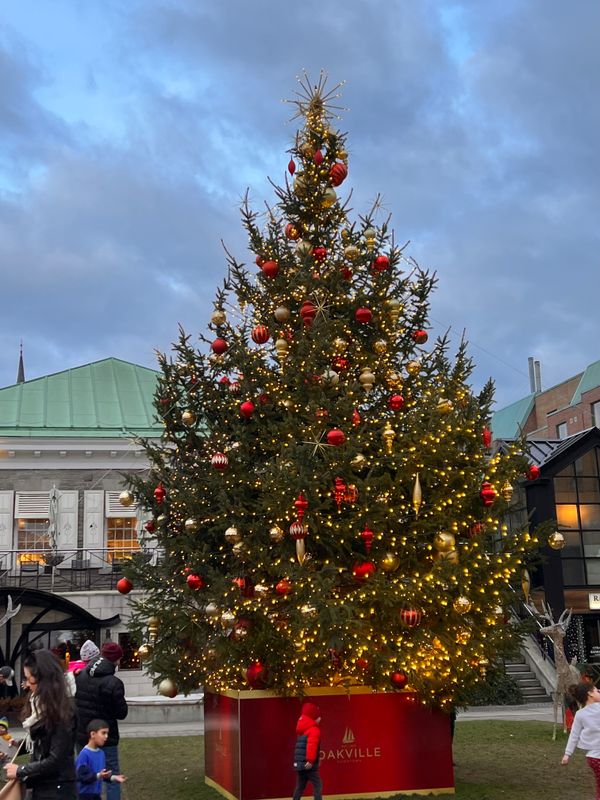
left=342, top=727, right=356, bottom=744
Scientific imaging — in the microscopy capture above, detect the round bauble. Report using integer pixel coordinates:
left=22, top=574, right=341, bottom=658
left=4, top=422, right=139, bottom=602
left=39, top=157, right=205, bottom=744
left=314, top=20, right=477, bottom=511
left=254, top=583, right=270, bottom=599
left=211, top=338, right=228, bottom=355
left=456, top=629, right=471, bottom=645
left=433, top=549, right=459, bottom=565
left=211, top=452, right=229, bottom=471
left=181, top=410, right=196, bottom=426
left=285, top=222, right=301, bottom=240
left=389, top=394, right=405, bottom=411
left=276, top=578, right=292, bottom=596
left=330, top=162, right=348, bottom=186
left=261, top=260, right=279, bottom=278
left=437, top=399, right=453, bottom=414
left=221, top=611, right=235, bottom=629
left=433, top=531, right=456, bottom=552
left=184, top=518, right=199, bottom=533
left=333, top=337, right=348, bottom=353
left=116, top=577, right=133, bottom=595
left=352, top=561, right=376, bottom=582
left=355, top=307, right=373, bottom=324
left=390, top=671, right=408, bottom=689
left=225, top=526, right=241, bottom=544
left=240, top=400, right=256, bottom=419
left=312, top=246, right=327, bottom=263
left=204, top=602, right=220, bottom=619
left=400, top=608, right=422, bottom=628
left=211, top=309, right=227, bottom=325
left=373, top=339, right=387, bottom=354
left=289, top=521, right=306, bottom=540
left=327, top=428, right=346, bottom=446
left=274, top=305, right=290, bottom=323
left=548, top=531, right=565, bottom=550
left=251, top=325, right=270, bottom=344
left=372, top=255, right=390, bottom=272
left=381, top=552, right=400, bottom=572
left=406, top=360, right=421, bottom=376
left=296, top=239, right=312, bottom=257
left=186, top=573, right=204, bottom=591
left=246, top=660, right=267, bottom=689
left=138, top=642, right=153, bottom=660
left=527, top=464, right=541, bottom=481
left=322, top=187, right=337, bottom=208
left=351, top=453, right=367, bottom=471
left=412, top=329, right=428, bottom=344
left=118, top=490, right=134, bottom=508
left=453, top=596, right=472, bottom=615
left=153, top=484, right=166, bottom=504
left=322, top=368, right=340, bottom=385
left=158, top=678, right=178, bottom=698
left=269, top=525, right=285, bottom=543
left=344, top=244, right=360, bottom=261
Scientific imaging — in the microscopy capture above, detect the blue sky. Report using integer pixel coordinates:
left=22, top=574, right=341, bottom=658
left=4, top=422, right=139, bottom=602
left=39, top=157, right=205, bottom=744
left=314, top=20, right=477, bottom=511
left=1, top=0, right=599, bottom=408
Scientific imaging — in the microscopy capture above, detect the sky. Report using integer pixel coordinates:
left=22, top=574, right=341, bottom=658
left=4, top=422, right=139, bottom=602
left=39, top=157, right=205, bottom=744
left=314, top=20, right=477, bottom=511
left=1, top=0, right=599, bottom=408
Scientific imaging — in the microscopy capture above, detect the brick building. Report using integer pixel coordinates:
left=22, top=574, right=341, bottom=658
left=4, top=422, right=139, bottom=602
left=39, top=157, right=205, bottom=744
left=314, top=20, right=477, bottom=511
left=0, top=357, right=162, bottom=694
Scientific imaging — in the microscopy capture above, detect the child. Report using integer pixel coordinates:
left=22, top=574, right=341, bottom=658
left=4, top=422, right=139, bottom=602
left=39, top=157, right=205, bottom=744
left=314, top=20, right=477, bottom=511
left=76, top=718, right=127, bottom=800
left=292, top=702, right=322, bottom=800
left=562, top=683, right=600, bottom=799
left=0, top=717, right=12, bottom=744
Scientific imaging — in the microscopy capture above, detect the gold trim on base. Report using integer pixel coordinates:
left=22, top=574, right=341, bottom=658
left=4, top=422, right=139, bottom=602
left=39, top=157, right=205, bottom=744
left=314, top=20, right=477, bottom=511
left=204, top=776, right=239, bottom=800
left=205, top=684, right=413, bottom=700
left=205, top=778, right=454, bottom=800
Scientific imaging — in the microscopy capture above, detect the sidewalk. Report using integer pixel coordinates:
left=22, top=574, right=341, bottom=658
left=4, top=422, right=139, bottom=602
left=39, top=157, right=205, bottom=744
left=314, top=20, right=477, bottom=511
left=458, top=702, right=554, bottom=723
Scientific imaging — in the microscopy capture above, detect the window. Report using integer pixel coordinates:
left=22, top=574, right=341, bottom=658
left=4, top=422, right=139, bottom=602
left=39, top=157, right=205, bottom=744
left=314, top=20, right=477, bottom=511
left=593, top=402, right=600, bottom=428
left=556, top=422, right=568, bottom=439
left=106, top=518, right=139, bottom=562
left=118, top=632, right=141, bottom=670
left=17, top=519, right=50, bottom=563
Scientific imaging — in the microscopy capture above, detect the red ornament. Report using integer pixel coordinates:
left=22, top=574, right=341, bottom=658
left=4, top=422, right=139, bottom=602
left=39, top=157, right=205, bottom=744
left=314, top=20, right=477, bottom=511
left=300, top=301, right=317, bottom=327
left=259, top=393, right=270, bottom=405
left=294, top=492, right=309, bottom=521
left=116, top=577, right=133, bottom=595
left=332, top=356, right=349, bottom=372
left=355, top=307, right=373, bottom=324
left=276, top=578, right=292, bottom=596
left=353, top=561, right=376, bottom=582
left=314, top=149, right=324, bottom=165
left=389, top=394, right=405, bottom=411
left=390, top=670, right=408, bottom=689
left=246, top=660, right=267, bottom=689
left=240, top=401, right=255, bottom=419
left=211, top=452, right=229, bottom=471
left=144, top=519, right=156, bottom=533
left=352, top=409, right=361, bottom=426
left=186, top=573, right=204, bottom=591
left=211, top=338, right=228, bottom=355
left=344, top=484, right=359, bottom=503
left=261, top=260, right=279, bottom=278
left=333, top=478, right=346, bottom=510
left=372, top=255, right=390, bottom=272
left=329, top=162, right=348, bottom=187
left=229, top=381, right=241, bottom=395
left=288, top=159, right=296, bottom=175
left=482, top=427, right=492, bottom=448
left=412, top=329, right=428, bottom=344
left=360, top=525, right=374, bottom=553
left=327, top=428, right=346, bottom=446
left=527, top=464, right=541, bottom=481
left=251, top=325, right=270, bottom=344
left=285, top=223, right=301, bottom=240
left=255, top=255, right=264, bottom=267
left=400, top=608, right=422, bottom=628
left=341, top=266, right=353, bottom=281
left=480, top=481, right=496, bottom=506
left=312, top=246, right=327, bottom=263
left=356, top=657, right=369, bottom=670
left=469, top=522, right=484, bottom=537
left=289, top=521, right=306, bottom=540
left=153, top=484, right=166, bottom=504
left=219, top=376, right=231, bottom=387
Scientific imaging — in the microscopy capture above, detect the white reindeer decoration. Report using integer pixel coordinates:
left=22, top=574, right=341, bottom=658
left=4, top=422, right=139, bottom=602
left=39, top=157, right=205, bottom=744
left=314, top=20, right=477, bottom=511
left=526, top=599, right=580, bottom=739
left=0, top=595, right=21, bottom=628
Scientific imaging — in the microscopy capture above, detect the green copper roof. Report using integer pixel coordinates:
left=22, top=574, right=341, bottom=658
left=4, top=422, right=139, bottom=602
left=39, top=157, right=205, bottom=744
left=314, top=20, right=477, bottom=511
left=491, top=393, right=535, bottom=440
left=0, top=358, right=163, bottom=438
left=571, top=359, right=600, bottom=405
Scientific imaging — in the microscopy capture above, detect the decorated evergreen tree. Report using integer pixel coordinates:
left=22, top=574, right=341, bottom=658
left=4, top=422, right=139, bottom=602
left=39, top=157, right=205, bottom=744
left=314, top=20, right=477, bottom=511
left=124, top=74, right=538, bottom=707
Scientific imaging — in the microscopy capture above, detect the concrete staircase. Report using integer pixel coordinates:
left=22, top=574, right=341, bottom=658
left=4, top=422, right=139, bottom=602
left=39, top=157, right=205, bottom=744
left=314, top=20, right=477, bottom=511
left=505, top=656, right=552, bottom=703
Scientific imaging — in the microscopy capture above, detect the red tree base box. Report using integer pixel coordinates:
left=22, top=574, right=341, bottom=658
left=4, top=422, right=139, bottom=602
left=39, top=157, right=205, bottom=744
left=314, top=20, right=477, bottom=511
left=204, top=686, right=454, bottom=799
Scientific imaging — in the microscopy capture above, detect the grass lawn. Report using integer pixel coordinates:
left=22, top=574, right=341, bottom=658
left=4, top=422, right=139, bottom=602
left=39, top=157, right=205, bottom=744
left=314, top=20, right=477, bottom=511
left=119, top=722, right=592, bottom=800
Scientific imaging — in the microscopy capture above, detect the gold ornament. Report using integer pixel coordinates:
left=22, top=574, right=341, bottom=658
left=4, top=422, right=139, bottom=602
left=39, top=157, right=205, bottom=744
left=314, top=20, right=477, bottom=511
left=296, top=239, right=312, bottom=257
left=456, top=629, right=471, bottom=645
left=521, top=569, right=531, bottom=603
left=269, top=525, right=285, bottom=543
left=118, top=490, right=134, bottom=508
left=453, top=596, right=472, bottom=615
left=293, top=174, right=308, bottom=195
left=232, top=541, right=245, bottom=557
left=184, top=518, right=199, bottom=533
left=351, top=453, right=367, bottom=471
left=406, top=360, right=421, bottom=376
left=382, top=422, right=396, bottom=454
left=548, top=531, right=565, bottom=550
left=373, top=339, right=387, bottom=354
left=386, top=298, right=403, bottom=325
left=333, top=337, right=348, bottom=352
left=274, top=306, right=291, bottom=323
left=300, top=604, right=317, bottom=617
left=437, top=399, right=453, bottom=414
left=138, top=642, right=153, bottom=659
left=225, top=526, right=241, bottom=544
left=282, top=399, right=294, bottom=410
left=211, top=309, right=227, bottom=325
left=433, top=549, right=459, bottom=565
left=182, top=410, right=196, bottom=427
left=387, top=371, right=403, bottom=389
left=500, top=480, right=514, bottom=502
left=363, top=226, right=377, bottom=251
left=158, top=678, right=177, bottom=698
left=412, top=474, right=422, bottom=517
left=322, top=187, right=337, bottom=208
left=433, top=532, right=456, bottom=552
left=359, top=368, right=376, bottom=393
left=204, top=603, right=219, bottom=619
left=296, top=538, right=306, bottom=566
left=344, top=244, right=360, bottom=261
left=275, top=338, right=289, bottom=362
left=221, top=611, right=235, bottom=629
left=381, top=552, right=400, bottom=573
left=300, top=142, right=313, bottom=157
left=254, top=583, right=270, bottom=599
left=322, top=368, right=340, bottom=386
left=148, top=617, right=159, bottom=643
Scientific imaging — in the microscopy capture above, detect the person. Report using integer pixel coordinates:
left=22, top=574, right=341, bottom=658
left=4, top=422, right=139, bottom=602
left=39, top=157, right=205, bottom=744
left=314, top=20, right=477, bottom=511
left=0, top=667, right=16, bottom=700
left=562, top=682, right=600, bottom=799
left=76, top=718, right=127, bottom=800
left=75, top=642, right=128, bottom=800
left=79, top=640, right=100, bottom=667
left=2, top=649, right=76, bottom=799
left=566, top=667, right=596, bottom=731
left=292, top=702, right=322, bottom=800
left=0, top=716, right=14, bottom=745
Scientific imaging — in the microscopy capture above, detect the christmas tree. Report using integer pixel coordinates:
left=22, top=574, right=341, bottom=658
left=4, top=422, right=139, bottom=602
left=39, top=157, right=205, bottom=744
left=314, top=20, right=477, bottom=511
left=124, top=74, right=537, bottom=707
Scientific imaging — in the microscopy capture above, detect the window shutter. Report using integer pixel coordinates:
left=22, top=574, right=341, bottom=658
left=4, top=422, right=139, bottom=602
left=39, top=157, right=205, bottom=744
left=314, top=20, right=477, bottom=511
left=15, top=492, right=50, bottom=519
left=105, top=491, right=138, bottom=518
left=83, top=490, right=105, bottom=567
left=0, top=491, right=14, bottom=550
left=57, top=490, right=78, bottom=549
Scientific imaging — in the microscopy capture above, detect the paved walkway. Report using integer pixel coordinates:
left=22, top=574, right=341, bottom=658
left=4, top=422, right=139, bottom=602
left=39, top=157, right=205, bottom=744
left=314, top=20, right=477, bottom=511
left=458, top=702, right=554, bottom=723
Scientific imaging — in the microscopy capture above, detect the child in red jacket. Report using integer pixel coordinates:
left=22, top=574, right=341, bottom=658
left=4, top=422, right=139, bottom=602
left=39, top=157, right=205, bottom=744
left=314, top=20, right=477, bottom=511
left=292, top=702, right=322, bottom=800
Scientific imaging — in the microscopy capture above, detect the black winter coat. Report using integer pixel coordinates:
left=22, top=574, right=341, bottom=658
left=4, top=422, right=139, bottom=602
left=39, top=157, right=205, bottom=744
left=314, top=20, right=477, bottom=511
left=74, top=657, right=128, bottom=747
left=17, top=718, right=77, bottom=800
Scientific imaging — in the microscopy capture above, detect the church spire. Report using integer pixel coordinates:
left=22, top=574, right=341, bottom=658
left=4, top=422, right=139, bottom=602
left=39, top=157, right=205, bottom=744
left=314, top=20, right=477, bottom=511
left=16, top=342, right=25, bottom=384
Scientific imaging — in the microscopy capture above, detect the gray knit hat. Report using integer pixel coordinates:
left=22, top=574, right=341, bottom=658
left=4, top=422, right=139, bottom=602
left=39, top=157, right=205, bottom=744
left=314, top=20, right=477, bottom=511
left=79, top=640, right=100, bottom=663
